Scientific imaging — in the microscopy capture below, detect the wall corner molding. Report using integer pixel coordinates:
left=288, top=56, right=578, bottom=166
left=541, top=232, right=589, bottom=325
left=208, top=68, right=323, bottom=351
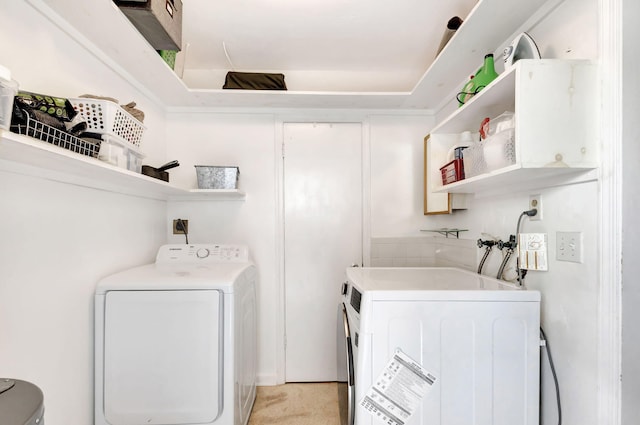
left=597, top=0, right=623, bottom=424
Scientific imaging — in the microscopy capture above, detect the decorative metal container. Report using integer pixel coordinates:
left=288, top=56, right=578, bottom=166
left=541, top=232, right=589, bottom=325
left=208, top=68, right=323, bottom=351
left=194, top=165, right=239, bottom=189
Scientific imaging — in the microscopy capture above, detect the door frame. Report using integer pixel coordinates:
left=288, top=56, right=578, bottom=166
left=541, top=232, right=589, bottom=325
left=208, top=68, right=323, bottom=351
left=274, top=112, right=372, bottom=384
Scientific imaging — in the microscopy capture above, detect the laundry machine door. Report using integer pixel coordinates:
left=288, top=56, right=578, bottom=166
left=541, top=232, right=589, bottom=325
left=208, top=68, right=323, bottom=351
left=102, top=290, right=222, bottom=425
left=338, top=303, right=355, bottom=425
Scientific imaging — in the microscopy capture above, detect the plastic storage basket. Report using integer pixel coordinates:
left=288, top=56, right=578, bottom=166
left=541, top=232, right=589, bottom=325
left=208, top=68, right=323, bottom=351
left=483, top=128, right=516, bottom=171
left=69, top=99, right=146, bottom=147
left=0, top=65, right=18, bottom=130
left=98, top=135, right=144, bottom=173
left=462, top=143, right=486, bottom=178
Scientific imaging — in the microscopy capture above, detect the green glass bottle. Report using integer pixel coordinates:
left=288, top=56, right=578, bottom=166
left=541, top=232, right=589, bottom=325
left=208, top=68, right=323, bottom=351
left=458, top=54, right=499, bottom=107
left=473, top=54, right=498, bottom=94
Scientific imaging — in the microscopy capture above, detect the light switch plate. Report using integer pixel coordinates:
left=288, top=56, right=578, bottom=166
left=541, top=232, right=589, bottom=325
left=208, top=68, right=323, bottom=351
left=556, top=231, right=583, bottom=263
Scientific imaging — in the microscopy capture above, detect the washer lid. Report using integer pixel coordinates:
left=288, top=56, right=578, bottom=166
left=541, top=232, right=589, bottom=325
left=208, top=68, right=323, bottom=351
left=346, top=267, right=540, bottom=301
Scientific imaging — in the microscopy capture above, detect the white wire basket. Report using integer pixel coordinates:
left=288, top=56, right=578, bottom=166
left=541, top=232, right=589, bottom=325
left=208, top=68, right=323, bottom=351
left=12, top=110, right=101, bottom=158
left=69, top=98, right=145, bottom=148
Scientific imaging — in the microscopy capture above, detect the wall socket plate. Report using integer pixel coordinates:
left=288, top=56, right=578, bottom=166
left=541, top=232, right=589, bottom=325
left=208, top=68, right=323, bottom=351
left=556, top=231, right=583, bottom=263
left=529, top=194, right=542, bottom=221
left=173, top=219, right=189, bottom=234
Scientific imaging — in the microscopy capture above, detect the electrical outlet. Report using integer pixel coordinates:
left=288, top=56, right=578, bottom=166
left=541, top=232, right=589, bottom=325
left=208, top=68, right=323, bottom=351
left=173, top=219, right=188, bottom=234
left=529, top=194, right=542, bottom=221
left=556, top=231, right=583, bottom=263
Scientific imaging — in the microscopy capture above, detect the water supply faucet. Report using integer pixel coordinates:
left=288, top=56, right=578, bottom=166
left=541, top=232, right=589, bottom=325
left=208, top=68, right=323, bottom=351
left=477, top=238, right=498, bottom=274
left=496, top=235, right=516, bottom=280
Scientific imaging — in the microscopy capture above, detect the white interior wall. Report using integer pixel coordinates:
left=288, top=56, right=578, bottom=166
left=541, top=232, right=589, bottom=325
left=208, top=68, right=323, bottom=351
left=0, top=173, right=166, bottom=425
left=370, top=236, right=477, bottom=270
left=621, top=0, right=640, bottom=422
left=369, top=114, right=435, bottom=237
left=0, top=3, right=169, bottom=425
left=527, top=0, right=598, bottom=61
left=164, top=111, right=279, bottom=384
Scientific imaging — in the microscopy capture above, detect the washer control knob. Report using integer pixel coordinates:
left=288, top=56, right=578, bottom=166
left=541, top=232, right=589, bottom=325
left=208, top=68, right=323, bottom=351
left=196, top=248, right=210, bottom=259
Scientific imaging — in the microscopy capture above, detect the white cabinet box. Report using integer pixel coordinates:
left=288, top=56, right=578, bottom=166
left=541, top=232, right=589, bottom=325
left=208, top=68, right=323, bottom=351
left=429, top=59, right=598, bottom=195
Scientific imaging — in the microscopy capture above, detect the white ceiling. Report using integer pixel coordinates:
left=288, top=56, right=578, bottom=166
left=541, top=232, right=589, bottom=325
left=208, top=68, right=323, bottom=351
left=180, top=0, right=479, bottom=92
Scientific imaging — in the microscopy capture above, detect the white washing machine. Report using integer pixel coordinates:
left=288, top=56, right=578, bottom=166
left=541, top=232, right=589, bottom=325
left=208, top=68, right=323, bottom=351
left=94, top=244, right=257, bottom=425
left=339, top=267, right=540, bottom=425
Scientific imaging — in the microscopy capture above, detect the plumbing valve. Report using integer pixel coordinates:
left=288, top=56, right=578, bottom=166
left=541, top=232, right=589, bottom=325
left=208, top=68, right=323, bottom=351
left=496, top=235, right=517, bottom=281
left=476, top=239, right=498, bottom=275
left=498, top=235, right=517, bottom=250
left=477, top=239, right=497, bottom=248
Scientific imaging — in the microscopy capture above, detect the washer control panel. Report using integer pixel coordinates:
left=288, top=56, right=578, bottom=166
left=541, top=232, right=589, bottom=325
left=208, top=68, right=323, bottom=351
left=156, top=244, right=249, bottom=263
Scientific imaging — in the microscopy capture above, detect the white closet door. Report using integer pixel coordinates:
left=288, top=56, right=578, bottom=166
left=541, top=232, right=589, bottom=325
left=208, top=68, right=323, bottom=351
left=284, top=122, right=362, bottom=382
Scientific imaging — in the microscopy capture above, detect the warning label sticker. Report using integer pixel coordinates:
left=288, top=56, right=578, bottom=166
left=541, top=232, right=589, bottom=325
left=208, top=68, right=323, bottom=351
left=360, top=349, right=437, bottom=425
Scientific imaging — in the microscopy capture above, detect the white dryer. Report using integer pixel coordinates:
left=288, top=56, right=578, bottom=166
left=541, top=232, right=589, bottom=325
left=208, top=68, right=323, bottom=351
left=94, top=244, right=257, bottom=425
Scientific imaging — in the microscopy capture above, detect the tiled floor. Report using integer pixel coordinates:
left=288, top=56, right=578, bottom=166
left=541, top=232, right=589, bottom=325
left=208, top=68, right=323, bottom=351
left=248, top=382, right=341, bottom=425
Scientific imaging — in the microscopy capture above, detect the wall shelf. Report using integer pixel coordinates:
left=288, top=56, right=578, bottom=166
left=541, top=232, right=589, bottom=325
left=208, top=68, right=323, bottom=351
left=420, top=228, right=468, bottom=239
left=436, top=166, right=598, bottom=194
left=170, top=189, right=246, bottom=201
left=0, top=130, right=246, bottom=201
left=25, top=0, right=557, bottom=110
left=429, top=60, right=599, bottom=196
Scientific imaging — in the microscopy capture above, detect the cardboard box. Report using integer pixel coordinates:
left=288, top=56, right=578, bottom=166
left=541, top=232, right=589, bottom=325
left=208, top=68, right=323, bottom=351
left=116, top=0, right=182, bottom=51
